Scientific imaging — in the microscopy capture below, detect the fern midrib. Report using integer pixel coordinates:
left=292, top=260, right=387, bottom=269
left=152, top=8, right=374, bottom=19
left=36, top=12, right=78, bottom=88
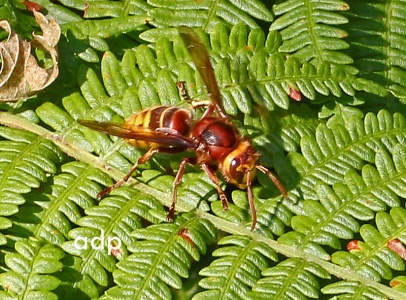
left=134, top=217, right=198, bottom=296
left=32, top=166, right=95, bottom=239
left=305, top=0, right=324, bottom=61
left=21, top=245, right=41, bottom=300
left=70, top=181, right=130, bottom=285
left=350, top=205, right=405, bottom=275
left=202, top=0, right=224, bottom=31
left=273, top=262, right=307, bottom=298
left=218, top=241, right=258, bottom=298
left=383, top=2, right=393, bottom=81
left=281, top=119, right=320, bottom=141
left=224, top=71, right=334, bottom=96
left=352, top=229, right=395, bottom=277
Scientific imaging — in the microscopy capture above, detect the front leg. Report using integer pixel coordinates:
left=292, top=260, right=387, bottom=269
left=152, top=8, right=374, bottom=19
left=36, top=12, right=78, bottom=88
left=200, top=163, right=229, bottom=211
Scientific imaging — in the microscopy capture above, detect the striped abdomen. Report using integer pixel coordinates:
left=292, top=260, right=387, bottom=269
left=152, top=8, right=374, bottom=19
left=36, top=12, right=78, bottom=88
left=123, top=106, right=193, bottom=149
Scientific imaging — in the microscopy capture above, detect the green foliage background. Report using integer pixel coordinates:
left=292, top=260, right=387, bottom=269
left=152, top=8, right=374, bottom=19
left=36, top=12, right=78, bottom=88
left=1, top=0, right=406, bottom=299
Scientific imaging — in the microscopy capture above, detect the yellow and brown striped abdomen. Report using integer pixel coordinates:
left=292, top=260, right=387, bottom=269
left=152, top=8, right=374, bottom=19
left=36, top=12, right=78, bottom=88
left=123, top=106, right=193, bottom=149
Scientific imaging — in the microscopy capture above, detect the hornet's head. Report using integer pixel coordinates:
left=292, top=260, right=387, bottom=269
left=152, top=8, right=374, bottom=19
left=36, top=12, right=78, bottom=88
left=221, top=140, right=259, bottom=189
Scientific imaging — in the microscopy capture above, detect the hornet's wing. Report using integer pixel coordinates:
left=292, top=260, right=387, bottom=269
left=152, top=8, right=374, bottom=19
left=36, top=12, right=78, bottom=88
left=179, top=26, right=230, bottom=121
left=78, top=119, right=197, bottom=149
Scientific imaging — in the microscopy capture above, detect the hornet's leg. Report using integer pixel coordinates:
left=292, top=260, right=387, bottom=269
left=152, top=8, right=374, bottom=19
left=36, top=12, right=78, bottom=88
left=199, top=103, right=216, bottom=119
left=177, top=81, right=214, bottom=118
left=167, top=157, right=190, bottom=221
left=97, top=147, right=159, bottom=198
left=201, top=163, right=228, bottom=210
left=246, top=170, right=256, bottom=231
left=177, top=81, right=190, bottom=102
left=256, top=165, right=287, bottom=198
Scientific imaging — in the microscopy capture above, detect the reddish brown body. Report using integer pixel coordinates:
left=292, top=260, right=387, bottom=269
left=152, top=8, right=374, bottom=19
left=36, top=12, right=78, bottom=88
left=192, top=117, right=258, bottom=189
left=193, top=117, right=237, bottom=162
left=78, top=27, right=287, bottom=230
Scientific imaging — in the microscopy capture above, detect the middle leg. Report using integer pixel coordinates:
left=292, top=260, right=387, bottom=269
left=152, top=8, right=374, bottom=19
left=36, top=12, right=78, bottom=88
left=167, top=157, right=190, bottom=221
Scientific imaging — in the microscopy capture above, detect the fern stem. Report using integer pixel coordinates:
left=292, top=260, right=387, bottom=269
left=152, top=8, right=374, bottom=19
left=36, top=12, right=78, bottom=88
left=0, top=112, right=172, bottom=206
left=202, top=212, right=406, bottom=300
left=1, top=112, right=405, bottom=299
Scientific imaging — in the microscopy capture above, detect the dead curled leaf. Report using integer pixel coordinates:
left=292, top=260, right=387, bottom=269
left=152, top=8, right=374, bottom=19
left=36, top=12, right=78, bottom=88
left=0, top=10, right=60, bottom=102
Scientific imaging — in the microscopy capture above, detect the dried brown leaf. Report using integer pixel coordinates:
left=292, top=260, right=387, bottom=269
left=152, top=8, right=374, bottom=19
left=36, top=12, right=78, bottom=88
left=0, top=10, right=60, bottom=102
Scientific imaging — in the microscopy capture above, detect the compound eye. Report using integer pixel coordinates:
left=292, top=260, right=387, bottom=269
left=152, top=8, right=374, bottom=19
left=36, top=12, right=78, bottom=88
left=228, top=157, right=245, bottom=186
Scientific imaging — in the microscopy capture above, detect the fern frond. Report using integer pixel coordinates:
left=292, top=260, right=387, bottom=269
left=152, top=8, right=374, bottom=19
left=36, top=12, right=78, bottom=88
left=174, top=171, right=218, bottom=212
left=60, top=187, right=165, bottom=292
left=288, top=110, right=406, bottom=202
left=242, top=104, right=321, bottom=161
left=27, top=161, right=111, bottom=246
left=53, top=23, right=387, bottom=129
left=108, top=187, right=165, bottom=226
left=0, top=127, right=62, bottom=193
left=378, top=0, right=406, bottom=97
left=101, top=214, right=215, bottom=299
left=57, top=0, right=151, bottom=17
left=332, top=224, right=404, bottom=281
left=138, top=168, right=214, bottom=215
left=211, top=190, right=267, bottom=231
left=271, top=0, right=353, bottom=68
left=63, top=18, right=145, bottom=63
left=279, top=143, right=406, bottom=263
left=375, top=207, right=406, bottom=242
left=253, top=112, right=406, bottom=251
left=0, top=240, right=64, bottom=299
left=278, top=105, right=321, bottom=152
left=2, top=6, right=406, bottom=298
left=248, top=257, right=330, bottom=300
left=177, top=25, right=386, bottom=113
left=0, top=127, right=63, bottom=244
left=251, top=194, right=294, bottom=237
left=320, top=101, right=365, bottom=127
left=195, top=235, right=277, bottom=299
left=343, top=1, right=406, bottom=98
left=41, top=186, right=165, bottom=299
left=146, top=0, right=272, bottom=30
left=63, top=16, right=148, bottom=38
left=328, top=207, right=406, bottom=285
left=322, top=281, right=386, bottom=300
